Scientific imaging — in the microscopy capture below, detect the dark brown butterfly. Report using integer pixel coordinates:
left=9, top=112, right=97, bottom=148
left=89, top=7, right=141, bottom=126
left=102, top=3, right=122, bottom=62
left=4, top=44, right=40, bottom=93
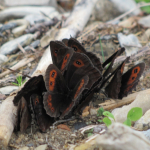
left=43, top=50, right=102, bottom=119
left=61, top=38, right=145, bottom=99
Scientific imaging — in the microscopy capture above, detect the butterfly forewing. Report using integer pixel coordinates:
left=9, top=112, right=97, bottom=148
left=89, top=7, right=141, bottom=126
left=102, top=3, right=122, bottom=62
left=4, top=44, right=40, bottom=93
left=45, top=64, right=68, bottom=94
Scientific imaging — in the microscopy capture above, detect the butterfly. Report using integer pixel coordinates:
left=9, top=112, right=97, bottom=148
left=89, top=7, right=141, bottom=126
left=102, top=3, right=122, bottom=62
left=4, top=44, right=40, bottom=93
left=14, top=75, right=54, bottom=132
left=13, top=38, right=145, bottom=131
left=43, top=50, right=102, bottom=119
left=61, top=38, right=145, bottom=99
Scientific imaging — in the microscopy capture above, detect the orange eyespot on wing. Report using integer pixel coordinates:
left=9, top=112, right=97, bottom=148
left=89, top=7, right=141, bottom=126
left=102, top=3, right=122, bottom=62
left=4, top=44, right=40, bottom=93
left=49, top=69, right=57, bottom=91
left=47, top=95, right=55, bottom=113
left=73, top=59, right=84, bottom=68
left=72, top=45, right=82, bottom=52
left=61, top=53, right=70, bottom=70
left=127, top=66, right=140, bottom=85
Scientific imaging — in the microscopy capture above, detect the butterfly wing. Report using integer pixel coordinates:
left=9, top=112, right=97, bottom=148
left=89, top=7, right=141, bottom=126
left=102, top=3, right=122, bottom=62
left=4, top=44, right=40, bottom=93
left=102, top=47, right=125, bottom=78
left=118, top=63, right=145, bottom=99
left=105, top=57, right=129, bottom=99
left=64, top=52, right=102, bottom=91
left=64, top=38, right=103, bottom=72
left=56, top=47, right=74, bottom=73
left=44, top=64, right=68, bottom=94
left=43, top=64, right=69, bottom=118
left=60, top=75, right=89, bottom=119
left=15, top=97, right=31, bottom=132
left=30, top=94, right=54, bottom=132
left=13, top=75, right=45, bottom=106
left=50, top=41, right=67, bottom=66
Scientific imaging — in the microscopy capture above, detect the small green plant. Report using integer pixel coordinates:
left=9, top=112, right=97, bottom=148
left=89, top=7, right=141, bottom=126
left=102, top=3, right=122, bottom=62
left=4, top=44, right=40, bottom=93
left=85, top=128, right=93, bottom=137
left=135, top=0, right=150, bottom=13
left=12, top=75, right=26, bottom=86
left=97, top=107, right=105, bottom=117
left=102, top=111, right=115, bottom=127
left=101, top=107, right=142, bottom=127
left=123, top=107, right=143, bottom=126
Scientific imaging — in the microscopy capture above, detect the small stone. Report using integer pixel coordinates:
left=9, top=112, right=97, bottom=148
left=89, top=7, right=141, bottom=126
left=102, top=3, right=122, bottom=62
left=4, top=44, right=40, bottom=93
left=82, top=106, right=90, bottom=117
left=134, top=109, right=150, bottom=130
left=57, top=124, right=71, bottom=131
left=90, top=108, right=97, bottom=115
left=37, top=138, right=44, bottom=144
left=0, top=54, right=8, bottom=64
left=138, top=15, right=150, bottom=28
left=16, top=135, right=25, bottom=144
left=0, top=93, right=6, bottom=100
left=27, top=143, right=34, bottom=147
left=93, top=125, right=107, bottom=133
left=118, top=33, right=142, bottom=56
left=35, top=144, right=47, bottom=150
left=19, top=146, right=29, bottom=150
left=0, top=86, right=18, bottom=95
left=73, top=122, right=87, bottom=130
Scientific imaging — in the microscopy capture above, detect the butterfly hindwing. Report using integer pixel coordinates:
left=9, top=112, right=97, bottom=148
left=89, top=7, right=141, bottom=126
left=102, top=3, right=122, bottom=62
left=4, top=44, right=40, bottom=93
left=118, top=62, right=145, bottom=99
left=13, top=75, right=45, bottom=106
left=30, top=94, right=54, bottom=132
left=105, top=57, right=130, bottom=99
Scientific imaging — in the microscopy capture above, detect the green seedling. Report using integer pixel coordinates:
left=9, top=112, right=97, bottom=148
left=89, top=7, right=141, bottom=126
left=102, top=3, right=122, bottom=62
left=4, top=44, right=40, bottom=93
left=97, top=119, right=103, bottom=123
left=135, top=0, right=150, bottom=13
left=103, top=117, right=112, bottom=127
left=123, top=107, right=143, bottom=126
left=12, top=75, right=26, bottom=86
left=101, top=107, right=143, bottom=127
left=103, top=111, right=115, bottom=121
left=97, top=107, right=105, bottom=117
left=85, top=128, right=93, bottom=137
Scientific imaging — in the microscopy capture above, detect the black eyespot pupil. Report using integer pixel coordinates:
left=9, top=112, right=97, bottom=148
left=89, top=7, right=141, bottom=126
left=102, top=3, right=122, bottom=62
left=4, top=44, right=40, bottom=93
left=73, top=47, right=77, bottom=51
left=51, top=72, right=55, bottom=77
left=76, top=61, right=81, bottom=65
left=50, top=82, right=53, bottom=85
left=65, top=56, right=67, bottom=60
left=134, top=69, right=138, bottom=73
left=55, top=49, right=58, bottom=53
left=132, top=77, right=135, bottom=80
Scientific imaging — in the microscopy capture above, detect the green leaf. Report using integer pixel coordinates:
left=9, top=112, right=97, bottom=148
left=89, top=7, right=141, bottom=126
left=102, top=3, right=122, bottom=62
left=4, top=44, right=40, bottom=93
left=97, top=119, right=103, bottom=123
left=97, top=107, right=105, bottom=116
left=84, top=128, right=93, bottom=134
left=103, top=117, right=112, bottom=127
left=103, top=111, right=115, bottom=120
left=22, top=79, right=26, bottom=85
left=123, top=118, right=131, bottom=126
left=127, top=107, right=143, bottom=121
left=88, top=133, right=93, bottom=137
left=12, top=83, right=19, bottom=86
